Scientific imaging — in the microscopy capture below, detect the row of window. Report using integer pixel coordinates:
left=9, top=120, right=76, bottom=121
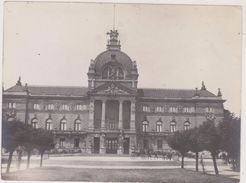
left=7, top=102, right=87, bottom=111
left=142, top=120, right=191, bottom=132
left=142, top=106, right=214, bottom=114
left=31, top=118, right=82, bottom=131
left=59, top=138, right=164, bottom=150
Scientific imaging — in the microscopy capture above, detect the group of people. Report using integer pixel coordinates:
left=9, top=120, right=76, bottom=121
left=131, top=150, right=176, bottom=160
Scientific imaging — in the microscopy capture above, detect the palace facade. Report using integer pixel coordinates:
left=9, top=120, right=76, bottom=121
left=2, top=30, right=225, bottom=154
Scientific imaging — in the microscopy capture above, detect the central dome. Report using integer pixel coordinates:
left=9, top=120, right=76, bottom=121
left=94, top=50, right=133, bottom=76
left=87, top=30, right=138, bottom=82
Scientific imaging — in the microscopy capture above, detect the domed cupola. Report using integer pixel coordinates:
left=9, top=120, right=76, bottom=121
left=87, top=30, right=138, bottom=91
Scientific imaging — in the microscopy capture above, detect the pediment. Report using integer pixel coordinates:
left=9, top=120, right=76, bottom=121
left=91, top=82, right=135, bottom=96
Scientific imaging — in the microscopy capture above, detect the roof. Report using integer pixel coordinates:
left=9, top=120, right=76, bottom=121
left=5, top=85, right=88, bottom=97
left=137, top=88, right=217, bottom=99
left=4, top=85, right=219, bottom=99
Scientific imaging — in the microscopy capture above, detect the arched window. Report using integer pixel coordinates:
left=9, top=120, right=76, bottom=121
left=170, top=121, right=176, bottom=132
left=31, top=118, right=38, bottom=129
left=46, top=119, right=52, bottom=130
left=60, top=119, right=67, bottom=131
left=74, top=119, right=81, bottom=131
left=184, top=121, right=191, bottom=131
left=156, top=121, right=162, bottom=132
left=142, top=121, right=149, bottom=132
left=102, top=65, right=124, bottom=80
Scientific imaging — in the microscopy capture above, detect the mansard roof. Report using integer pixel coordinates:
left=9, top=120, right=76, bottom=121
left=4, top=84, right=221, bottom=100
left=137, top=88, right=217, bottom=99
left=5, top=85, right=88, bottom=97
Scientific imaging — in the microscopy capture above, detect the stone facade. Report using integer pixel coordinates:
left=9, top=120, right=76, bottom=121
left=2, top=30, right=225, bottom=155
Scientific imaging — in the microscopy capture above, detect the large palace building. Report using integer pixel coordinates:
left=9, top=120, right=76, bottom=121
left=2, top=30, right=225, bottom=155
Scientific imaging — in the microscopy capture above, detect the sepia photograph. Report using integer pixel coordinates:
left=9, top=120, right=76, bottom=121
left=1, top=1, right=243, bottom=182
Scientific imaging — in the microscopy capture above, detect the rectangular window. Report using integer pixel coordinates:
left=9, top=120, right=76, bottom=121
left=47, top=104, right=55, bottom=110
left=74, top=138, right=80, bottom=148
left=143, top=105, right=150, bottom=112
left=8, top=102, right=16, bottom=109
left=205, top=107, right=214, bottom=113
left=60, top=138, right=65, bottom=148
left=155, top=106, right=165, bottom=113
left=169, top=107, right=178, bottom=113
left=75, top=104, right=87, bottom=111
left=61, top=104, right=69, bottom=111
left=157, top=140, right=163, bottom=150
left=33, top=104, right=40, bottom=110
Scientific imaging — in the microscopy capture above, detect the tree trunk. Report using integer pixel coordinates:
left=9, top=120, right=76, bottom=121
left=195, top=152, right=199, bottom=171
left=17, top=150, right=22, bottom=170
left=40, top=152, right=44, bottom=167
left=212, top=153, right=219, bottom=175
left=6, top=151, right=14, bottom=173
left=181, top=155, right=184, bottom=168
left=26, top=151, right=31, bottom=169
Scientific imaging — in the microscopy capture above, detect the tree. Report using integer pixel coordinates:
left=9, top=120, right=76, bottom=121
left=2, top=120, right=26, bottom=173
left=167, top=130, right=190, bottom=168
left=198, top=120, right=221, bottom=175
left=21, top=125, right=38, bottom=169
left=219, top=110, right=240, bottom=171
left=35, top=129, right=55, bottom=167
left=187, top=127, right=204, bottom=171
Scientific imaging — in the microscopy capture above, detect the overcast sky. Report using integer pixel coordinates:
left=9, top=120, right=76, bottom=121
left=3, top=2, right=242, bottom=115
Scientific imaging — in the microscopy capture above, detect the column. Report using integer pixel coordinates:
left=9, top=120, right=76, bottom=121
left=117, top=133, right=123, bottom=154
left=88, top=99, right=94, bottom=130
left=86, top=136, right=92, bottom=154
left=118, top=100, right=123, bottom=129
left=101, top=100, right=106, bottom=129
left=130, top=101, right=136, bottom=130
left=100, top=134, right=106, bottom=154
left=129, top=136, right=137, bottom=155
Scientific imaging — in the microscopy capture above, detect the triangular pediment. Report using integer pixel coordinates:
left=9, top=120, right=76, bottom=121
left=91, top=82, right=135, bottom=96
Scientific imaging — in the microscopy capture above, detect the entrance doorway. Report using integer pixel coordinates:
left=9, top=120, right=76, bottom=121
left=123, top=138, right=130, bottom=154
left=106, top=138, right=118, bottom=154
left=94, top=137, right=100, bottom=153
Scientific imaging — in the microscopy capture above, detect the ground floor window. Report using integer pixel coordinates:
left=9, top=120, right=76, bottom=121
left=143, top=139, right=148, bottom=150
left=74, top=138, right=80, bottom=148
left=157, top=140, right=162, bottom=150
left=60, top=138, right=65, bottom=148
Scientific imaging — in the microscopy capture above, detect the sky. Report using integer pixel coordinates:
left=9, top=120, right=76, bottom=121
left=2, top=2, right=242, bottom=116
